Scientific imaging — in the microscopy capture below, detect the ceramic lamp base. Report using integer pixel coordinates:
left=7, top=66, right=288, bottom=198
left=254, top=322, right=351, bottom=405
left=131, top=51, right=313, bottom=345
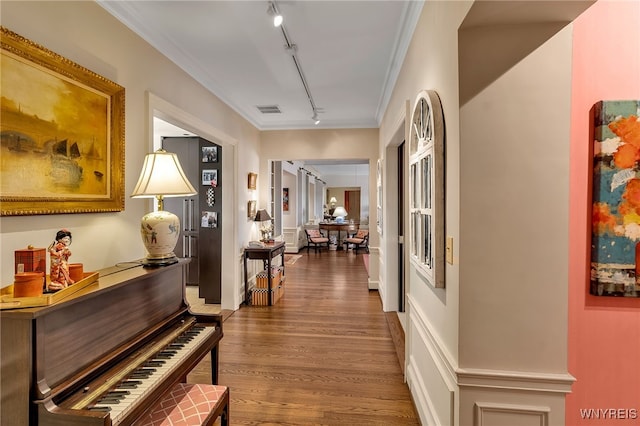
left=139, top=210, right=181, bottom=267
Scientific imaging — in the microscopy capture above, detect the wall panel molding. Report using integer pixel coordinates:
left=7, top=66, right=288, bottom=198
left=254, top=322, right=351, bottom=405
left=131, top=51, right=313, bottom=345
left=282, top=227, right=299, bottom=252
left=406, top=295, right=458, bottom=425
left=457, top=368, right=575, bottom=394
left=474, top=402, right=550, bottom=426
left=408, top=294, right=458, bottom=384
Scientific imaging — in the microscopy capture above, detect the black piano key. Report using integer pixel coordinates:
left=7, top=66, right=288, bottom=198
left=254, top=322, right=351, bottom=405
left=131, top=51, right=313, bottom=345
left=145, top=360, right=165, bottom=367
left=89, top=406, right=112, bottom=412
left=129, top=371, right=154, bottom=379
left=104, top=391, right=130, bottom=397
left=118, top=380, right=142, bottom=389
left=155, top=353, right=175, bottom=359
left=98, top=398, right=123, bottom=404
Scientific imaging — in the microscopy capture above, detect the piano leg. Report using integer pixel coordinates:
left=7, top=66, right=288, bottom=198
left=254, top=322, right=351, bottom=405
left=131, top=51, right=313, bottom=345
left=211, top=346, right=219, bottom=385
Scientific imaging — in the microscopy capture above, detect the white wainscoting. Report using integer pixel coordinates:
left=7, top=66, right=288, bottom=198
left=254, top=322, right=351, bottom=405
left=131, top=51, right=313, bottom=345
left=406, top=293, right=575, bottom=425
left=406, top=294, right=457, bottom=425
left=474, top=402, right=550, bottom=426
left=457, top=368, right=574, bottom=426
left=367, top=246, right=379, bottom=290
left=282, top=227, right=301, bottom=252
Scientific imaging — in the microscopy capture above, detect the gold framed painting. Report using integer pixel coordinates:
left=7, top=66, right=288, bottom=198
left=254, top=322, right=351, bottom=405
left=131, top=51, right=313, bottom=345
left=248, top=172, right=257, bottom=190
left=248, top=200, right=257, bottom=219
left=0, top=27, right=125, bottom=215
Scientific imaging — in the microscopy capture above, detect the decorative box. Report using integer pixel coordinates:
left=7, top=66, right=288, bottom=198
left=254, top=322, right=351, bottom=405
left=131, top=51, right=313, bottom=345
left=15, top=246, right=46, bottom=274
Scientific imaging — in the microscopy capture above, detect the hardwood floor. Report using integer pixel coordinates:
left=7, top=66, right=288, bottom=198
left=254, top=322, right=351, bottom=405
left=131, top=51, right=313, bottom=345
left=188, top=249, right=419, bottom=425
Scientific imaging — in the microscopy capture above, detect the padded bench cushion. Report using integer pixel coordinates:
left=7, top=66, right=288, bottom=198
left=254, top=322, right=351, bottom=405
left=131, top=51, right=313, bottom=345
left=345, top=237, right=364, bottom=244
left=139, top=383, right=228, bottom=426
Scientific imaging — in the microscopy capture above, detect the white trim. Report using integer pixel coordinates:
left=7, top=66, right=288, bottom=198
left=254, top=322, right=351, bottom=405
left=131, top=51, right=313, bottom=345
left=406, top=294, right=457, bottom=425
left=406, top=360, right=444, bottom=426
left=407, top=294, right=458, bottom=388
left=147, top=91, right=240, bottom=310
left=457, top=368, right=576, bottom=394
left=375, top=0, right=425, bottom=124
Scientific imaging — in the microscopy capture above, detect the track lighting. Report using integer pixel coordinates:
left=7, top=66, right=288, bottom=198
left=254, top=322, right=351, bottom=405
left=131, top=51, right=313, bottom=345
left=268, top=2, right=283, bottom=27
left=268, top=0, right=323, bottom=126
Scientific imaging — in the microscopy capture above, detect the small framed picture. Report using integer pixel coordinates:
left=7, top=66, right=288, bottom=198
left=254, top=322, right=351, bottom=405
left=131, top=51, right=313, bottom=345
left=248, top=172, right=257, bottom=190
left=202, top=146, right=218, bottom=163
left=283, top=187, right=289, bottom=211
left=201, top=211, right=218, bottom=228
left=202, top=169, right=218, bottom=186
left=248, top=200, right=257, bottom=219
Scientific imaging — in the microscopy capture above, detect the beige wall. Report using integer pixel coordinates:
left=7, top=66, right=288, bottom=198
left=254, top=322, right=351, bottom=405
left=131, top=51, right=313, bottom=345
left=0, top=1, right=261, bottom=309
left=379, top=1, right=471, bottom=423
left=1, top=1, right=599, bottom=423
left=378, top=1, right=592, bottom=424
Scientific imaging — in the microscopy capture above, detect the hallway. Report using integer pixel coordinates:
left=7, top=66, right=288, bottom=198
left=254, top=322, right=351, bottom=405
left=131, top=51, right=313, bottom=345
left=189, top=250, right=419, bottom=425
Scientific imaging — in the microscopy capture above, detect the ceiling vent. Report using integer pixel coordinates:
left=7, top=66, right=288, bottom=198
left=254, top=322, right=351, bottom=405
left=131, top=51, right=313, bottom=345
left=256, top=105, right=281, bottom=114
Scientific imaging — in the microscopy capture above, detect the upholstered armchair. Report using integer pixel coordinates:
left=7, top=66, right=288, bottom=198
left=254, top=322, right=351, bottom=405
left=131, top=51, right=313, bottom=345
left=305, top=228, right=329, bottom=253
left=343, top=229, right=369, bottom=253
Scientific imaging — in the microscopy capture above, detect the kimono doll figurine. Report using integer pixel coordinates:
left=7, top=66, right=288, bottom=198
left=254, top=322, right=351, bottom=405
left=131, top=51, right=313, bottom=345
left=48, top=229, right=74, bottom=291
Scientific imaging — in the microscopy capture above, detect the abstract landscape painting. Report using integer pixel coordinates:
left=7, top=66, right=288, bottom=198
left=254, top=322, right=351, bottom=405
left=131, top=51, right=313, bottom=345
left=591, top=100, right=640, bottom=297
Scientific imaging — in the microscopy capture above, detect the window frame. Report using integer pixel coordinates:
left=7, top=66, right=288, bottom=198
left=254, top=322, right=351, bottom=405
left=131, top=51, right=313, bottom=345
left=408, top=90, right=445, bottom=288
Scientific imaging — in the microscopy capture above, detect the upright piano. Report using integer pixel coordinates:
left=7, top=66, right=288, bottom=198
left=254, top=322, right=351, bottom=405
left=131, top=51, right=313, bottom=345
left=0, top=260, right=223, bottom=425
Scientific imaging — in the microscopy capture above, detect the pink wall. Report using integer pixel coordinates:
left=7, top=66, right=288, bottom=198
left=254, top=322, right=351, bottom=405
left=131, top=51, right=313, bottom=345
left=568, top=1, right=640, bottom=424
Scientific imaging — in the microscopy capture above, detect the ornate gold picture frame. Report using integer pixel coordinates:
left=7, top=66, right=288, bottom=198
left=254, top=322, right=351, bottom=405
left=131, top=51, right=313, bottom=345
left=248, top=200, right=257, bottom=219
left=248, top=172, right=257, bottom=190
left=0, top=27, right=125, bottom=215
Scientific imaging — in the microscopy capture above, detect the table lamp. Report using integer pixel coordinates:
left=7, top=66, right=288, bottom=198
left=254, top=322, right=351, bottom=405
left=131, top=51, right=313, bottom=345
left=254, top=209, right=273, bottom=242
left=329, top=196, right=337, bottom=208
left=332, top=206, right=348, bottom=223
left=131, top=148, right=197, bottom=266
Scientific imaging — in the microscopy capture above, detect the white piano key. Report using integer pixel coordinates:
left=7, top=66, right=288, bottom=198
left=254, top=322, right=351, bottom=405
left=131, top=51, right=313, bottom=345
left=105, top=325, right=216, bottom=424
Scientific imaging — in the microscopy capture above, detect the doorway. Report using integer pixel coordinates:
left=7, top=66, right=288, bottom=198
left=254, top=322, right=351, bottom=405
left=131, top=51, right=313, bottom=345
left=148, top=92, right=239, bottom=310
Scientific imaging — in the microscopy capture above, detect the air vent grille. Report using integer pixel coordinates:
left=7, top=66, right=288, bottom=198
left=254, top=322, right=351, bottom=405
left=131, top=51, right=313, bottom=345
left=256, top=105, right=281, bottom=114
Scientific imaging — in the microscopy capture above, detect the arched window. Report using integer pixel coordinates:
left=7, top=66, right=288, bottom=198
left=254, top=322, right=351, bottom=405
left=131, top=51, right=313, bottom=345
left=409, top=90, right=445, bottom=288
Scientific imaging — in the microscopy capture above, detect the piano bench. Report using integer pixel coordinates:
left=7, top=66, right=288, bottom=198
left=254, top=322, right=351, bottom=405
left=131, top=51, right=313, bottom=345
left=138, top=383, right=229, bottom=426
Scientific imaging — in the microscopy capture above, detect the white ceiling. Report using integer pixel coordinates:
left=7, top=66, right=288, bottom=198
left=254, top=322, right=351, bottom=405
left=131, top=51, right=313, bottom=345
left=98, top=0, right=423, bottom=131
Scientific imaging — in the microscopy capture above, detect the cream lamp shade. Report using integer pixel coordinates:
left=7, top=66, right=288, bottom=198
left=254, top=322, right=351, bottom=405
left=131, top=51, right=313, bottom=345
left=131, top=149, right=197, bottom=266
left=332, top=206, right=348, bottom=223
left=329, top=196, right=337, bottom=207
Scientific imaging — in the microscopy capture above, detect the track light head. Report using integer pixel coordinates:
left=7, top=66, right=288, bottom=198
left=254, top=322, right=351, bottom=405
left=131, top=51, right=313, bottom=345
left=268, top=2, right=283, bottom=27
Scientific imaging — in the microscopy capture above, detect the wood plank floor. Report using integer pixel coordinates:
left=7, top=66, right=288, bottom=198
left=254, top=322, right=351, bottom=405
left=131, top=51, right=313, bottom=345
left=188, top=249, right=419, bottom=425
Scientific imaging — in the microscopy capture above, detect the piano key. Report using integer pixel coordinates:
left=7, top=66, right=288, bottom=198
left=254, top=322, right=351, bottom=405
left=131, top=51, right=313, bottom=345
left=118, top=381, right=142, bottom=389
left=103, top=324, right=217, bottom=424
left=88, top=406, right=112, bottom=412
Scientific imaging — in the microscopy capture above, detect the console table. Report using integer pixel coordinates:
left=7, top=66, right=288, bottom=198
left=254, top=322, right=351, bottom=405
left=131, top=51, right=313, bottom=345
left=243, top=241, right=285, bottom=306
left=319, top=222, right=353, bottom=249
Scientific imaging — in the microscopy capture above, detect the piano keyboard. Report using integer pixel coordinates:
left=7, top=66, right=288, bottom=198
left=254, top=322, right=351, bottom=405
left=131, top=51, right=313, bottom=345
left=69, top=321, right=217, bottom=424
